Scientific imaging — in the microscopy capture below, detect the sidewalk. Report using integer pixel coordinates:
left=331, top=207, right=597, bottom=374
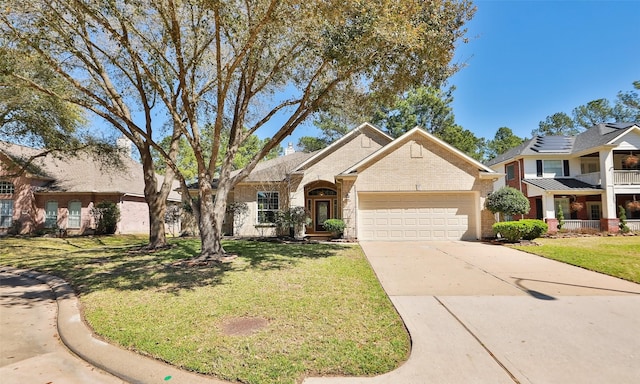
left=0, top=266, right=229, bottom=384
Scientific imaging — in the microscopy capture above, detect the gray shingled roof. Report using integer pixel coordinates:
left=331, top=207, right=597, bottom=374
left=0, top=141, right=181, bottom=201
left=232, top=151, right=316, bottom=182
left=486, top=122, right=639, bottom=166
left=523, top=178, right=602, bottom=191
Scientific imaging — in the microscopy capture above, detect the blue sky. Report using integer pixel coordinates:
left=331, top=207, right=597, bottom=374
left=283, top=0, right=640, bottom=147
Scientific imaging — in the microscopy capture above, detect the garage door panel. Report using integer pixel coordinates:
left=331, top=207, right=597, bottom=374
left=358, top=193, right=476, bottom=241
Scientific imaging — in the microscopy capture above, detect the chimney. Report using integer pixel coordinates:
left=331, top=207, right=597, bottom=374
left=116, top=136, right=133, bottom=158
left=284, top=142, right=295, bottom=156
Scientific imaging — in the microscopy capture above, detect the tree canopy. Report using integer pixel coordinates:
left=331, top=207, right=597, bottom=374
left=2, top=0, right=476, bottom=260
left=485, top=127, right=524, bottom=160
left=532, top=81, right=639, bottom=137
left=0, top=48, right=122, bottom=172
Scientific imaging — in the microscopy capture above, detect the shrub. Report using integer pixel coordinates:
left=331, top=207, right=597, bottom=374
left=493, top=219, right=548, bottom=242
left=619, top=205, right=630, bottom=233
left=556, top=203, right=565, bottom=230
left=323, top=219, right=345, bottom=238
left=91, top=201, right=120, bottom=235
left=275, top=206, right=311, bottom=237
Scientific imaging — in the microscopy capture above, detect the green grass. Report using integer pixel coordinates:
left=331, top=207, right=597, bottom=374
left=0, top=236, right=409, bottom=384
left=513, top=236, right=640, bottom=284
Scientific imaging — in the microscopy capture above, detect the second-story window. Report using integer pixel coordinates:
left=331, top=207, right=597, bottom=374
left=543, top=160, right=563, bottom=176
left=506, top=164, right=515, bottom=180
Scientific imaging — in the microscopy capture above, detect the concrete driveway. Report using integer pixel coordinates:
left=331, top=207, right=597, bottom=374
left=305, top=241, right=640, bottom=384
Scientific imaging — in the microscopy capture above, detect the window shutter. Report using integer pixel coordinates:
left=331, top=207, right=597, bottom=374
left=563, top=160, right=570, bottom=176
left=536, top=160, right=543, bottom=177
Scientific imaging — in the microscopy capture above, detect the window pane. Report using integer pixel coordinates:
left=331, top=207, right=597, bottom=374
left=0, top=181, right=15, bottom=194
left=257, top=191, right=279, bottom=224
left=45, top=201, right=58, bottom=228
left=0, top=200, right=13, bottom=227
left=506, top=164, right=515, bottom=180
left=68, top=201, right=82, bottom=228
left=544, top=160, right=563, bottom=176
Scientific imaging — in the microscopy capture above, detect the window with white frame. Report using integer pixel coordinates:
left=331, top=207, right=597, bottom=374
left=257, top=191, right=279, bottom=224
left=544, top=160, right=564, bottom=177
left=45, top=201, right=58, bottom=228
left=0, top=200, right=13, bottom=227
left=0, top=181, right=15, bottom=195
left=68, top=201, right=82, bottom=228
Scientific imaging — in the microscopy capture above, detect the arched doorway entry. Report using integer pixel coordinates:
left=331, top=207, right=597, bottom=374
left=304, top=181, right=338, bottom=234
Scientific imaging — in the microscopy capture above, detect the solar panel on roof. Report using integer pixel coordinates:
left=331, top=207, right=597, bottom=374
left=531, top=136, right=573, bottom=152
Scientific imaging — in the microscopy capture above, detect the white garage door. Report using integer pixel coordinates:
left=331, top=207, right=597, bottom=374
left=358, top=193, right=477, bottom=241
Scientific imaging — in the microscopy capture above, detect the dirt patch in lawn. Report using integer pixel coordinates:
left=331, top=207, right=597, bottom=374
left=221, top=317, right=269, bottom=336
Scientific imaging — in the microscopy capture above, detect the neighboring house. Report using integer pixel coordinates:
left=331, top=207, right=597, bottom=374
left=487, top=122, right=640, bottom=233
left=0, top=141, right=181, bottom=236
left=219, top=123, right=500, bottom=241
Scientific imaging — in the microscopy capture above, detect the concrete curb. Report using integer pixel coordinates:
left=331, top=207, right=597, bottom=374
left=1, top=266, right=229, bottom=384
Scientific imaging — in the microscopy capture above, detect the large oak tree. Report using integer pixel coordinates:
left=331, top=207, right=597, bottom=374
left=2, top=0, right=475, bottom=261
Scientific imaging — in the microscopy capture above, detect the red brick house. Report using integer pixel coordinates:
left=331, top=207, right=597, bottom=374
left=0, top=141, right=181, bottom=236
left=487, top=123, right=640, bottom=233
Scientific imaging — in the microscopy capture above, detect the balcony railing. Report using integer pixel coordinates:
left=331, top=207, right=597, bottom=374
left=614, top=170, right=640, bottom=185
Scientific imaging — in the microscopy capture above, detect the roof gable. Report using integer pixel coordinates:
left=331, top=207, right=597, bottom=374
left=292, top=122, right=393, bottom=172
left=343, top=126, right=495, bottom=174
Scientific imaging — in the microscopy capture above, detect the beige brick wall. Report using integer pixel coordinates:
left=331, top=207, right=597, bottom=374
left=354, top=136, right=480, bottom=191
left=230, top=129, right=497, bottom=239
left=297, top=129, right=390, bottom=188
left=233, top=183, right=289, bottom=237
left=341, top=135, right=496, bottom=239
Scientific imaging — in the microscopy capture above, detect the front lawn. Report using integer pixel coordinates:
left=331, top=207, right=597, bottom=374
left=513, top=236, right=640, bottom=284
left=0, top=236, right=409, bottom=384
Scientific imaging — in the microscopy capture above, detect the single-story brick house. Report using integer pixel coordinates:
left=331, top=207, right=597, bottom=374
left=0, top=140, right=181, bottom=236
left=222, top=123, right=500, bottom=241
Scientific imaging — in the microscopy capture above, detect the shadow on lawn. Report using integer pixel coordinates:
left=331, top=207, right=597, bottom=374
left=1, top=238, right=346, bottom=296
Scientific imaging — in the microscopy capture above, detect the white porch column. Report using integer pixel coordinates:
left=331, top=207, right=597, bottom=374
left=543, top=192, right=556, bottom=218
left=599, top=149, right=616, bottom=218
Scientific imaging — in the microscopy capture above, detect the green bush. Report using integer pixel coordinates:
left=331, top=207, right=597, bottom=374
left=618, top=205, right=630, bottom=233
left=323, top=219, right=345, bottom=237
left=493, top=219, right=548, bottom=242
left=91, top=201, right=120, bottom=235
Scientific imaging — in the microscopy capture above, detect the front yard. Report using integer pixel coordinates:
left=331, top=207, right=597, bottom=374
left=0, top=236, right=410, bottom=384
left=513, top=236, right=640, bottom=284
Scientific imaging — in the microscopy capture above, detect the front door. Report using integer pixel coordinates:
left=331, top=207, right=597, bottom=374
left=315, top=200, right=330, bottom=232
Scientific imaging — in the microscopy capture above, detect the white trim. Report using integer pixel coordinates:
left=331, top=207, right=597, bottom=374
left=343, top=126, right=496, bottom=174
left=606, top=125, right=640, bottom=145
left=292, top=122, right=393, bottom=172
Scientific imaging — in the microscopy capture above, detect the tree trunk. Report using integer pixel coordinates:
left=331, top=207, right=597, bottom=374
left=195, top=178, right=232, bottom=261
left=140, top=150, right=168, bottom=249
left=147, top=195, right=167, bottom=248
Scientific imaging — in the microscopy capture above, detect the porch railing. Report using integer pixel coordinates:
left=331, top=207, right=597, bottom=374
left=627, top=220, right=640, bottom=232
left=613, top=170, right=640, bottom=185
left=562, top=220, right=600, bottom=231
left=560, top=219, right=640, bottom=232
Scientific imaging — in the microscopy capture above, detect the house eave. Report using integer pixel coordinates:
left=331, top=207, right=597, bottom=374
left=479, top=171, right=504, bottom=180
